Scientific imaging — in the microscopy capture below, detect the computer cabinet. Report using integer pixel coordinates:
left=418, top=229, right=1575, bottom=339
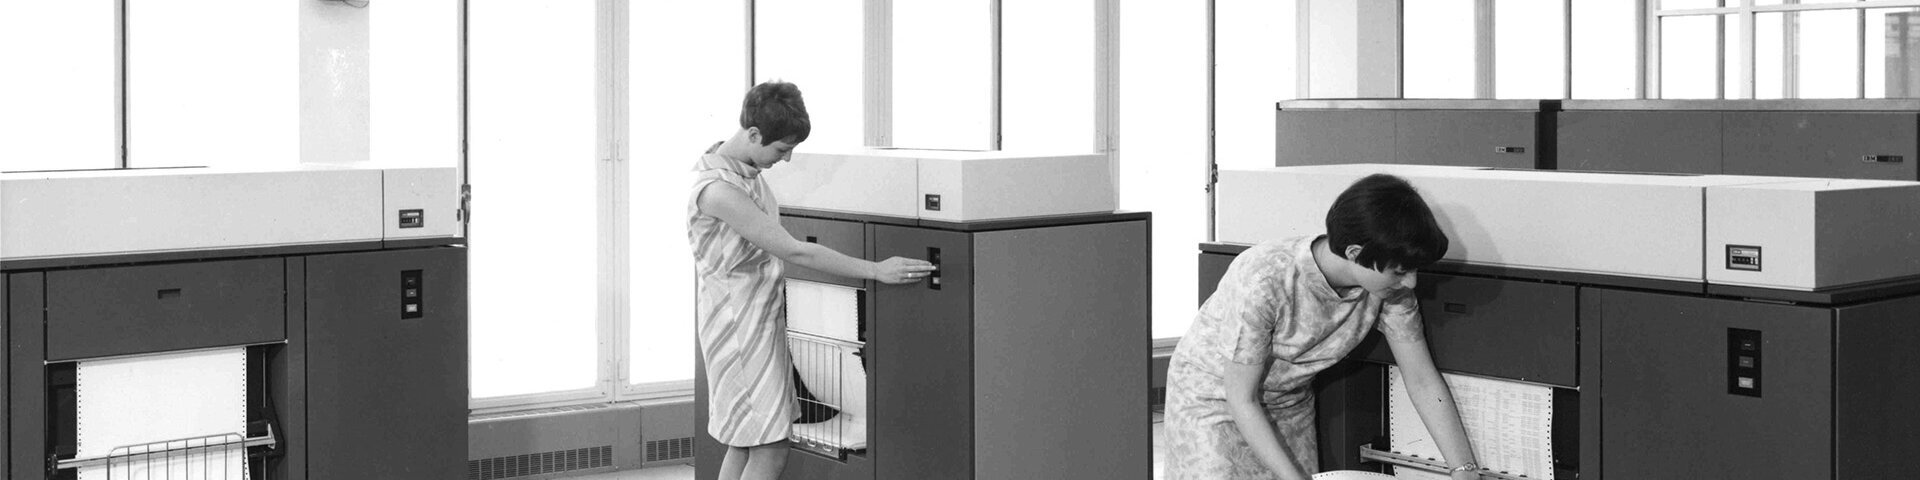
left=1198, top=242, right=1920, bottom=479
left=3, top=245, right=466, bottom=480
left=1585, top=287, right=1920, bottom=480
left=1273, top=99, right=1920, bottom=181
left=697, top=211, right=1152, bottom=480
left=1557, top=108, right=1722, bottom=174
left=1277, top=100, right=1553, bottom=169
left=1559, top=100, right=1920, bottom=180
left=304, top=247, right=468, bottom=480
left=1721, top=111, right=1918, bottom=180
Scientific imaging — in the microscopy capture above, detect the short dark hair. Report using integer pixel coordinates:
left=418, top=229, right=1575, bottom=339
left=1325, top=173, right=1449, bottom=271
left=739, top=81, right=811, bottom=146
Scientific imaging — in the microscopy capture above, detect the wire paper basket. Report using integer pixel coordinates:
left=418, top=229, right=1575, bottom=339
left=788, top=330, right=868, bottom=460
left=56, top=425, right=275, bottom=480
left=103, top=432, right=250, bottom=480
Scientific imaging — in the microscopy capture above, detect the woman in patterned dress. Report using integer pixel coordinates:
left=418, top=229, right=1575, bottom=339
left=1164, top=174, right=1482, bottom=480
left=688, top=81, right=936, bottom=480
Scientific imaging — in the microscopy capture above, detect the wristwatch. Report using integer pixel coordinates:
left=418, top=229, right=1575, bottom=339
left=1449, top=461, right=1480, bottom=474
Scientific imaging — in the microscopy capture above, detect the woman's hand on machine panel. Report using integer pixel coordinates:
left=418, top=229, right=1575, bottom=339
left=872, top=257, right=937, bottom=284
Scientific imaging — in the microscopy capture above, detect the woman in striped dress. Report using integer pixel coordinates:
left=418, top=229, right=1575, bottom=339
left=688, top=81, right=936, bottom=480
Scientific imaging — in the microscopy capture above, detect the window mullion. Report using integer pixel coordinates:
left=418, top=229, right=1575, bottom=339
left=866, top=0, right=893, bottom=147
left=1739, top=4, right=1756, bottom=99
left=1477, top=0, right=1495, bottom=98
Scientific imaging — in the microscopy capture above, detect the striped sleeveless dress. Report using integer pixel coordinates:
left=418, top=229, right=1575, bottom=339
left=688, top=148, right=798, bottom=447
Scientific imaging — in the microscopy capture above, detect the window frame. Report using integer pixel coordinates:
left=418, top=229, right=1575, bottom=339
left=1649, top=0, right=1920, bottom=99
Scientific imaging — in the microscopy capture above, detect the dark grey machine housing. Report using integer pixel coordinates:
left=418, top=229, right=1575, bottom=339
left=695, top=209, right=1152, bottom=480
left=1198, top=242, right=1920, bottom=479
left=1277, top=98, right=1920, bottom=182
left=1558, top=100, right=1920, bottom=179
left=2, top=243, right=467, bottom=480
left=1276, top=99, right=1558, bottom=170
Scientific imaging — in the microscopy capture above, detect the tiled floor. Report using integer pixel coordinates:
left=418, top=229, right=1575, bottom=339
left=561, top=412, right=1168, bottom=480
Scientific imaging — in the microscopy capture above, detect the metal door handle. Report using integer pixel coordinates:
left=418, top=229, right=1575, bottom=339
left=927, top=247, right=943, bottom=290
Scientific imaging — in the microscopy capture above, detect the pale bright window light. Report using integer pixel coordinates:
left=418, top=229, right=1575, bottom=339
left=1215, top=0, right=1296, bottom=170
left=1661, top=15, right=1721, bottom=99
left=128, top=0, right=297, bottom=168
left=1120, top=1, right=1206, bottom=340
left=1662, top=0, right=1724, bottom=9
left=1495, top=0, right=1566, bottom=99
left=1003, top=0, right=1095, bottom=153
left=468, top=0, right=599, bottom=399
left=0, top=2, right=116, bottom=172
left=893, top=1, right=994, bottom=150
left=1867, top=8, right=1920, bottom=98
left=756, top=0, right=863, bottom=150
left=1572, top=0, right=1639, bottom=99
left=1759, top=13, right=1786, bottom=99
left=1797, top=9, right=1861, bottom=99
left=1404, top=0, right=1476, bottom=99
left=1756, top=0, right=1857, bottom=5
left=628, top=1, right=746, bottom=388
left=371, top=0, right=460, bottom=168
left=1724, top=16, right=1741, bottom=98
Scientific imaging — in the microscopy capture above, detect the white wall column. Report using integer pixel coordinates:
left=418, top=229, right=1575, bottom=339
left=1306, top=0, right=1400, bottom=98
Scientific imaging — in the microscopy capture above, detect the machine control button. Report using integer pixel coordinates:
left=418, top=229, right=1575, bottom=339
left=402, top=270, right=425, bottom=319
left=927, top=247, right=943, bottom=290
left=1729, top=328, right=1762, bottom=397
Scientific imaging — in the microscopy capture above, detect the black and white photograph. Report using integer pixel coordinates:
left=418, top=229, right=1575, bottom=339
left=5, top=1, right=1920, bottom=479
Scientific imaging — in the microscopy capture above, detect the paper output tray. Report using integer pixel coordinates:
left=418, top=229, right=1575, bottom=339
left=57, top=428, right=277, bottom=473
left=1359, top=444, right=1533, bottom=480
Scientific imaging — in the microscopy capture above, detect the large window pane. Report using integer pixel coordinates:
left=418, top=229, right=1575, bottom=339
left=372, top=0, right=460, bottom=168
left=1725, top=15, right=1741, bottom=98
left=469, top=0, right=599, bottom=399
left=1495, top=0, right=1567, bottom=99
left=756, top=0, right=863, bottom=150
left=1759, top=12, right=1787, bottom=98
left=628, top=1, right=745, bottom=389
left=1122, top=1, right=1206, bottom=340
left=1661, top=0, right=1724, bottom=9
left=1757, top=0, right=1856, bottom=5
left=893, top=1, right=993, bottom=150
left=1661, top=15, right=1722, bottom=99
left=1797, top=9, right=1862, bottom=98
left=0, top=2, right=117, bottom=172
left=1573, top=0, right=1638, bottom=99
left=1004, top=0, right=1095, bottom=153
left=128, top=0, right=297, bottom=168
left=1404, top=0, right=1476, bottom=98
left=1216, top=0, right=1296, bottom=170
left=1870, top=8, right=1920, bottom=98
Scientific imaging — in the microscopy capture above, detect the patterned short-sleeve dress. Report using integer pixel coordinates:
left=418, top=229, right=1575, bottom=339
left=688, top=148, right=800, bottom=448
left=1162, top=235, right=1423, bottom=479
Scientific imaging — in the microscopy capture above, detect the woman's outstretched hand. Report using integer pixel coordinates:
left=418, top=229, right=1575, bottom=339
left=873, top=256, right=938, bottom=284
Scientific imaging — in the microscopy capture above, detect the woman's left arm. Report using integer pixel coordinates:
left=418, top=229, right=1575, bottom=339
left=1384, top=310, right=1480, bottom=480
